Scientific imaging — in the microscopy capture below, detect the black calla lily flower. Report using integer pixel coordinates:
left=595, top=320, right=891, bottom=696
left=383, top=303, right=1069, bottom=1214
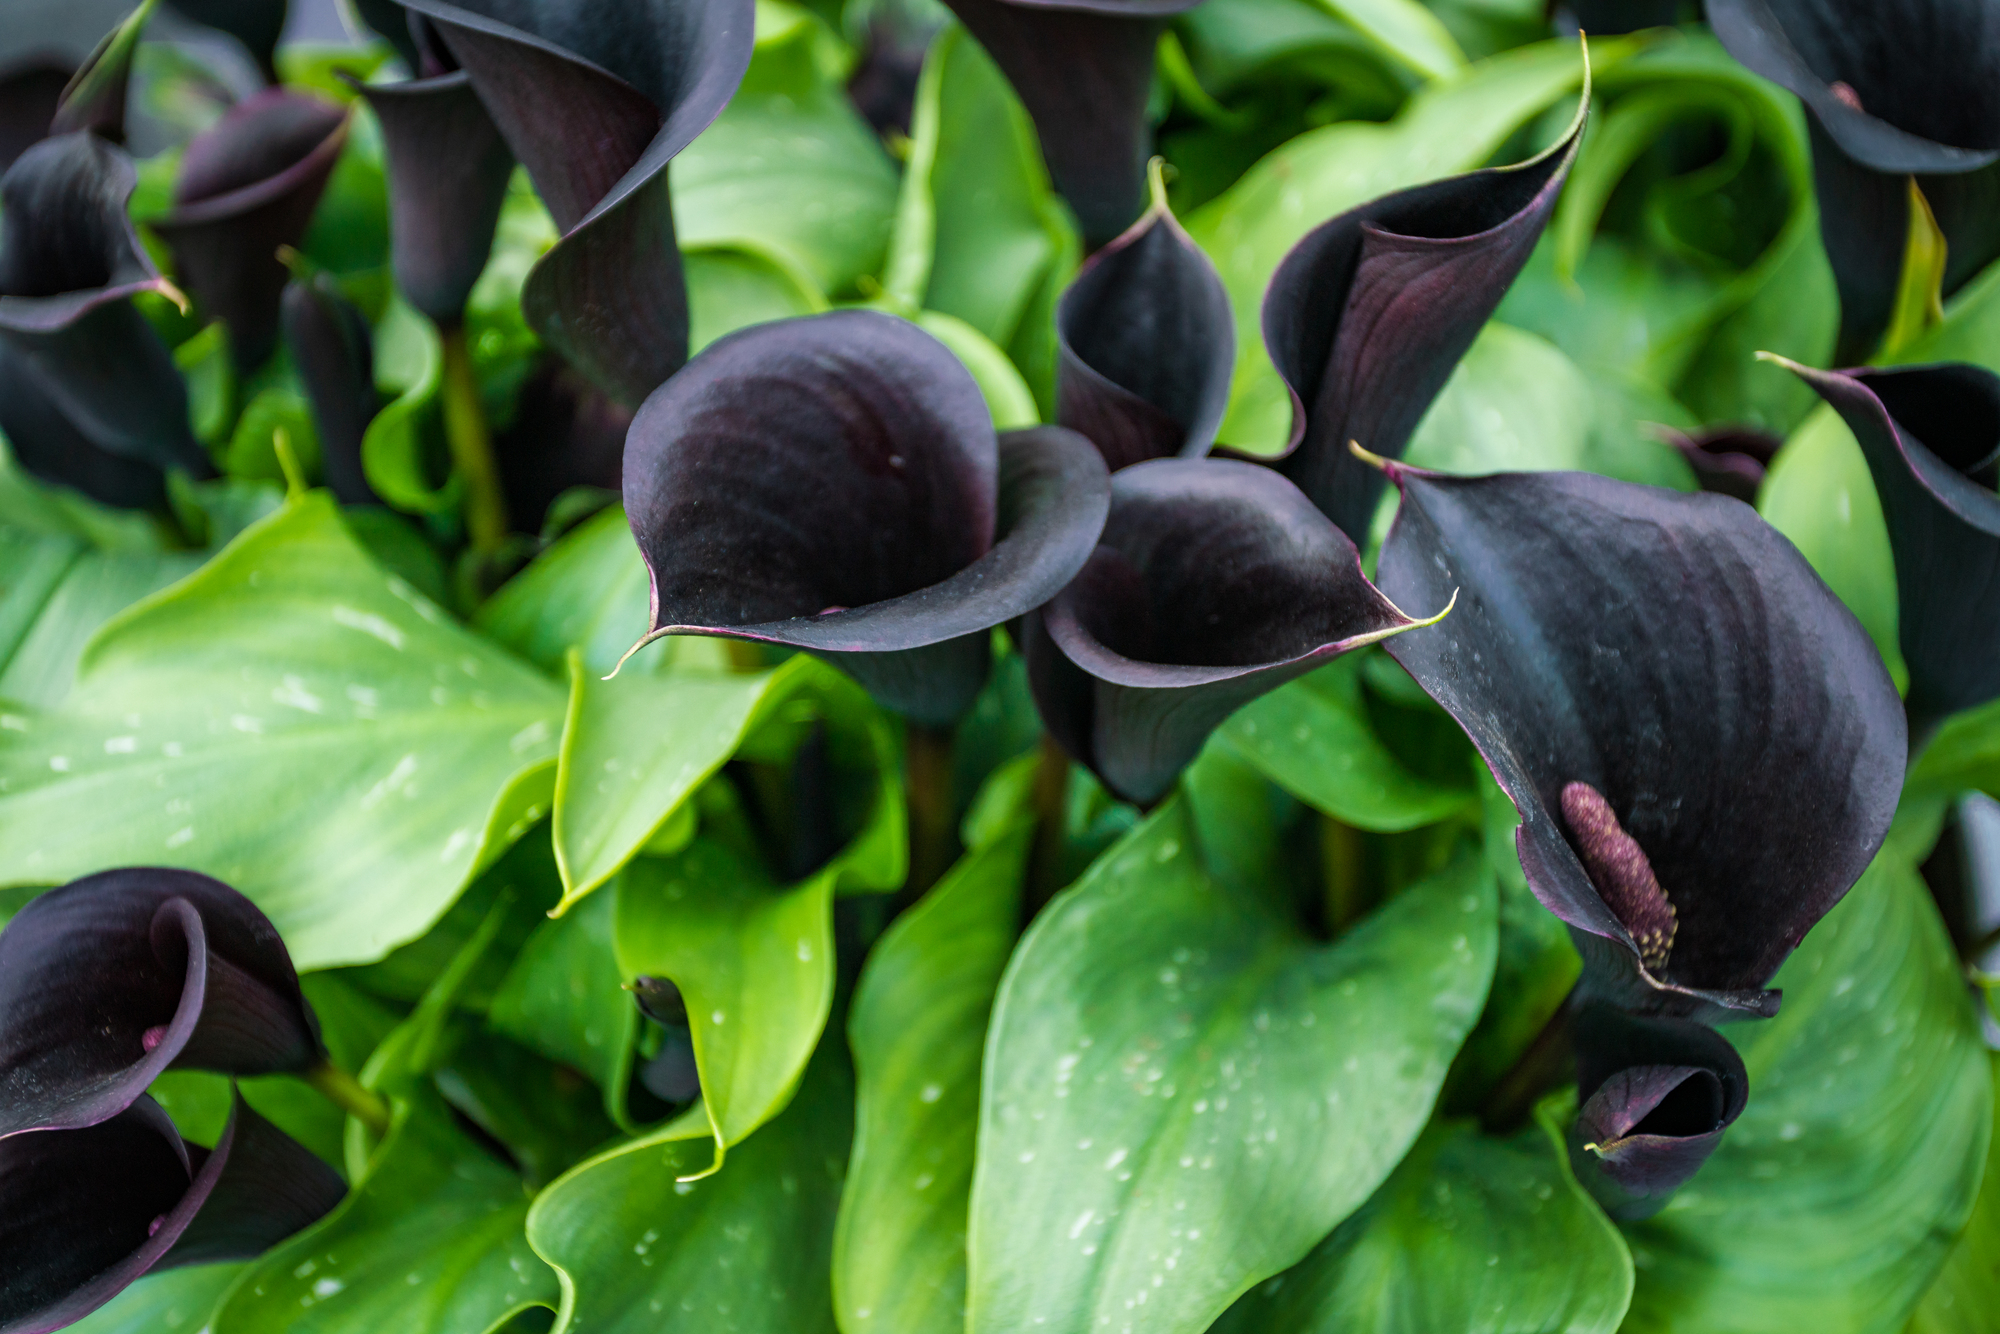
left=1555, top=1, right=1688, bottom=35
left=0, top=868, right=323, bottom=1140
left=1710, top=0, right=2000, bottom=363
left=622, top=309, right=1111, bottom=727
left=0, top=1091, right=344, bottom=1334
left=401, top=0, right=756, bottom=405
left=1373, top=462, right=1906, bottom=1020
left=350, top=0, right=425, bottom=70
left=166, top=0, right=288, bottom=83
left=1652, top=423, right=1785, bottom=503
left=1567, top=1003, right=1750, bottom=1221
left=45, top=0, right=155, bottom=145
left=1257, top=98, right=1585, bottom=545
left=631, top=975, right=699, bottom=1105
left=847, top=0, right=948, bottom=137
left=0, top=130, right=209, bottom=501
left=1023, top=457, right=1449, bottom=805
left=940, top=0, right=1203, bottom=250
left=1777, top=358, right=2000, bottom=744
left=280, top=270, right=381, bottom=505
left=154, top=87, right=350, bottom=372
left=350, top=13, right=515, bottom=328
left=1056, top=164, right=1234, bottom=471
left=0, top=61, right=69, bottom=174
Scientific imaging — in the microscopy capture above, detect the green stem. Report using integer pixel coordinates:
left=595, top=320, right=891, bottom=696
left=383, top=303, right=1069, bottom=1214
left=304, top=1057, right=393, bottom=1137
left=905, top=723, right=960, bottom=896
left=1025, top=735, right=1072, bottom=919
left=439, top=325, right=508, bottom=555
left=1320, top=812, right=1371, bottom=935
left=1479, top=993, right=1576, bottom=1134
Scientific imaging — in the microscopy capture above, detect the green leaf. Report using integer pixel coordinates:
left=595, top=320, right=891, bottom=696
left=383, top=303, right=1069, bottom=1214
left=1188, top=35, right=1642, bottom=450
left=361, top=297, right=452, bottom=517
left=1210, top=1113, right=1632, bottom=1332
left=489, top=884, right=642, bottom=1128
left=0, top=530, right=201, bottom=708
left=1310, top=0, right=1467, bottom=82
left=673, top=2, right=899, bottom=297
left=915, top=311, right=1042, bottom=429
left=476, top=505, right=736, bottom=679
left=554, top=654, right=823, bottom=906
left=686, top=245, right=828, bottom=355
left=1905, top=258, right=2000, bottom=376
left=1621, top=853, right=1993, bottom=1334
left=0, top=494, right=565, bottom=968
left=1880, top=179, right=1951, bottom=359
left=1402, top=322, right=1594, bottom=472
left=835, top=823, right=1034, bottom=1334
left=883, top=27, right=1063, bottom=338
left=1218, top=655, right=1474, bottom=832
left=65, top=1263, right=244, bottom=1334
left=613, top=842, right=837, bottom=1165
left=211, top=1088, right=558, bottom=1334
left=1756, top=404, right=1906, bottom=690
left=967, top=804, right=1498, bottom=1334
left=1908, top=699, right=2000, bottom=802
left=1908, top=1054, right=2000, bottom=1334
left=220, top=384, right=320, bottom=484
left=524, top=1039, right=853, bottom=1334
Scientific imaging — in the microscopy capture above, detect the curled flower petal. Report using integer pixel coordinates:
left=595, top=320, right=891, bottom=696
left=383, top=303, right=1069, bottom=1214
left=1375, top=464, right=1906, bottom=1020
left=280, top=272, right=380, bottom=505
left=0, top=1091, right=343, bottom=1334
left=0, top=868, right=323, bottom=1140
left=1258, top=91, right=1584, bottom=544
left=0, top=131, right=206, bottom=491
left=624, top=309, right=1110, bottom=725
left=47, top=0, right=156, bottom=144
left=1056, top=169, right=1234, bottom=470
left=1778, top=358, right=2000, bottom=741
left=352, top=23, right=515, bottom=327
left=940, top=0, right=1204, bottom=249
left=1568, top=1004, right=1749, bottom=1221
left=1025, top=457, right=1442, bottom=805
left=404, top=0, right=756, bottom=404
left=1651, top=423, right=1784, bottom=503
left=155, top=88, right=351, bottom=371
left=1711, top=0, right=2000, bottom=361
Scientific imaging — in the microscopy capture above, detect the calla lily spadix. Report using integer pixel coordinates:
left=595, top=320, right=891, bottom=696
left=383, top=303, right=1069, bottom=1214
left=154, top=87, right=351, bottom=372
left=0, top=868, right=324, bottom=1141
left=940, top=0, right=1205, bottom=250
left=0, top=129, right=208, bottom=506
left=1567, top=1003, right=1750, bottom=1221
left=0, top=1091, right=343, bottom=1334
left=1024, top=456, right=1452, bottom=806
left=1056, top=160, right=1234, bottom=472
left=1256, top=74, right=1588, bottom=545
left=402, top=0, right=756, bottom=405
left=1772, top=356, right=2000, bottom=746
left=620, top=309, right=1111, bottom=727
left=1711, top=0, right=2000, bottom=362
left=1371, top=456, right=1907, bottom=1021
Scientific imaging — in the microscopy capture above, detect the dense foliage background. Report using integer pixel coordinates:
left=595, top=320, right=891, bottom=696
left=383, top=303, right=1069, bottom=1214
left=0, top=0, right=1997, bottom=1332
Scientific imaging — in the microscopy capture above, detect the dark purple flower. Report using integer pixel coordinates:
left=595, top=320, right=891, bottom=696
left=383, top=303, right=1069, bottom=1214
left=940, top=0, right=1203, bottom=249
left=1023, top=457, right=1448, bottom=805
left=1777, top=358, right=2000, bottom=745
left=492, top=359, right=632, bottom=530
left=0, top=868, right=323, bottom=1141
left=44, top=0, right=156, bottom=146
left=166, top=0, right=289, bottom=83
left=0, top=61, right=69, bottom=174
left=1651, top=423, right=1785, bottom=503
left=1373, top=463, right=1906, bottom=1020
left=280, top=270, right=381, bottom=505
left=622, top=309, right=1110, bottom=726
left=0, top=1091, right=344, bottom=1333
left=1567, top=1003, right=1749, bottom=1221
left=154, top=88, right=351, bottom=371
left=1256, top=100, right=1585, bottom=544
left=1710, top=0, right=2000, bottom=362
left=846, top=0, right=947, bottom=137
left=631, top=975, right=698, bottom=1105
left=0, top=130, right=208, bottom=505
left=402, top=0, right=756, bottom=405
left=1554, top=0, right=1689, bottom=34
left=1056, top=173, right=1234, bottom=471
left=349, top=12, right=515, bottom=328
